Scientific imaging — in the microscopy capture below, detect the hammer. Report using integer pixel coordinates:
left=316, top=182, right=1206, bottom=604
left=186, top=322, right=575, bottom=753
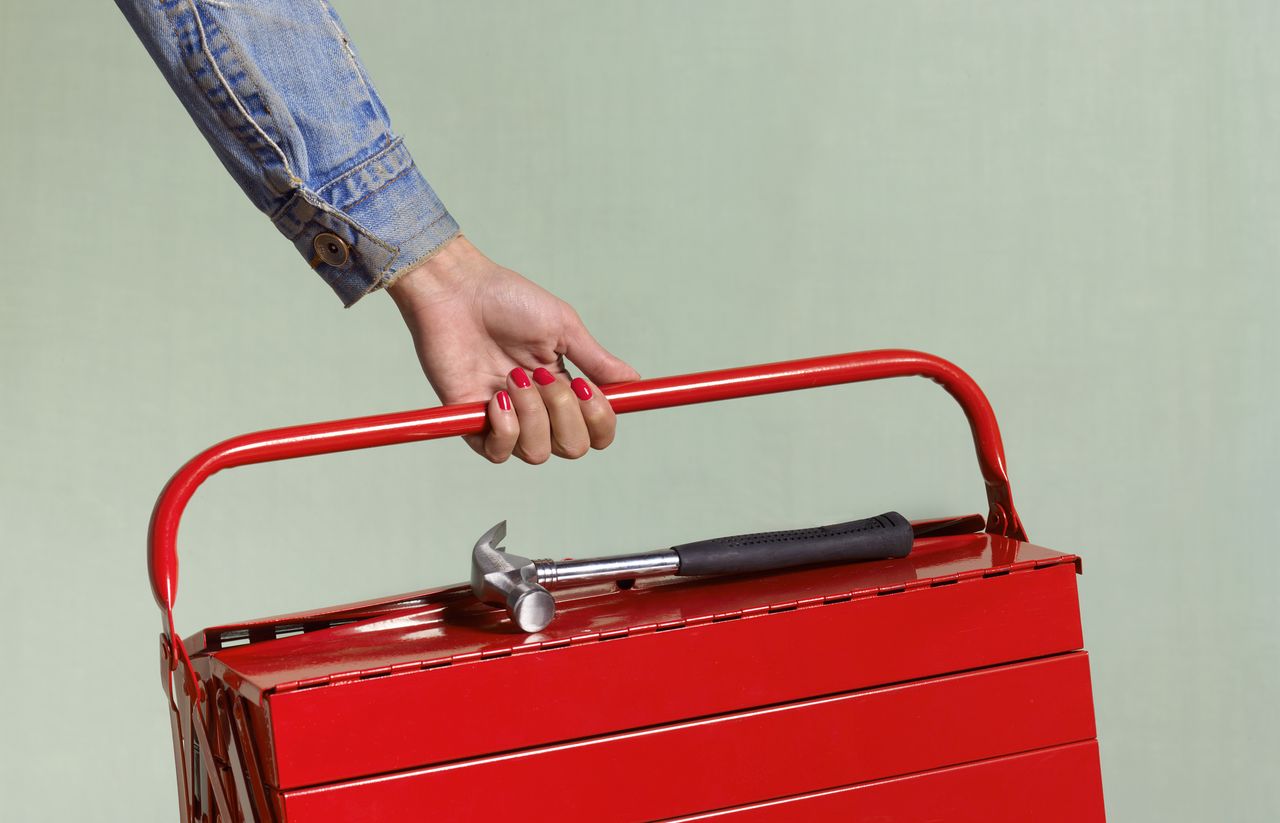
left=470, top=512, right=913, bottom=632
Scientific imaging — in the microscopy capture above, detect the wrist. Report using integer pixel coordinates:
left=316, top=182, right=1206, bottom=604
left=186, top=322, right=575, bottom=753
left=387, top=234, right=484, bottom=308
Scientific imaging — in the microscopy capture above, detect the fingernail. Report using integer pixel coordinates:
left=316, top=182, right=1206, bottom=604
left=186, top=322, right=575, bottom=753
left=532, top=367, right=555, bottom=386
left=496, top=390, right=512, bottom=411
left=571, top=378, right=593, bottom=401
left=509, top=368, right=531, bottom=389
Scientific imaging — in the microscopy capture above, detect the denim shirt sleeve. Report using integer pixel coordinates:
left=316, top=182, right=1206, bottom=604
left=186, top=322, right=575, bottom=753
left=115, top=1, right=460, bottom=306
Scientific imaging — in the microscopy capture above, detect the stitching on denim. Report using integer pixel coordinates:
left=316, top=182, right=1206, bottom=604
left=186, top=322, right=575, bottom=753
left=316, top=136, right=406, bottom=199
left=267, top=189, right=303, bottom=225
left=320, top=203, right=397, bottom=256
left=342, top=163, right=417, bottom=212
left=361, top=214, right=460, bottom=298
left=381, top=228, right=463, bottom=290
left=377, top=213, right=461, bottom=288
left=208, top=8, right=297, bottom=182
left=270, top=186, right=396, bottom=261
left=185, top=0, right=298, bottom=185
left=419, top=210, right=457, bottom=232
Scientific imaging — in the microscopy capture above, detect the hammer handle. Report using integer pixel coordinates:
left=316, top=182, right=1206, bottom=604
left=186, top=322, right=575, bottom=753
left=672, top=512, right=912, bottom=577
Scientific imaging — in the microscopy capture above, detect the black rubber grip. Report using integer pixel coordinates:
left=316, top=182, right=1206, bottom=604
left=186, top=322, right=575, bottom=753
left=672, top=512, right=913, bottom=577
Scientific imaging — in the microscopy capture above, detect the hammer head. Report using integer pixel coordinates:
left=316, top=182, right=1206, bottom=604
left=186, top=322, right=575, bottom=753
left=469, top=521, right=556, bottom=632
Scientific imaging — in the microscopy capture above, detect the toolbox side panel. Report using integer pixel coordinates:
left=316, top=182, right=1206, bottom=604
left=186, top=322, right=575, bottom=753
left=278, top=652, right=1097, bottom=822
left=671, top=740, right=1106, bottom=822
left=267, top=564, right=1083, bottom=788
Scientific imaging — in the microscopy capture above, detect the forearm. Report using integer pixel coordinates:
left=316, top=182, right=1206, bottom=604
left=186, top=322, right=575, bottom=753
left=115, top=0, right=458, bottom=305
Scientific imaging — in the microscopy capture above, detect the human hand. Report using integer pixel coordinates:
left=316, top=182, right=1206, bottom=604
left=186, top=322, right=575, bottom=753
left=387, top=235, right=639, bottom=464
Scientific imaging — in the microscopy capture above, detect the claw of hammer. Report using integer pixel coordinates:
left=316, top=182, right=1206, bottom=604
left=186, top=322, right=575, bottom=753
left=469, top=521, right=557, bottom=632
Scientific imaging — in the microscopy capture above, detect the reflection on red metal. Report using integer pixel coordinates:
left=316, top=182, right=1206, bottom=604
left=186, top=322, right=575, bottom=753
left=280, top=653, right=1095, bottom=820
left=670, top=742, right=1107, bottom=822
left=150, top=349, right=1025, bottom=615
left=150, top=350, right=1101, bottom=822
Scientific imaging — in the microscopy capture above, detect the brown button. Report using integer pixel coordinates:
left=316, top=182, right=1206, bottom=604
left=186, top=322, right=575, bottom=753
left=312, top=233, right=350, bottom=267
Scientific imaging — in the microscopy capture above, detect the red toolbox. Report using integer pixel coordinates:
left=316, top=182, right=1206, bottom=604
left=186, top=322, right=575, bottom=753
left=150, top=350, right=1106, bottom=821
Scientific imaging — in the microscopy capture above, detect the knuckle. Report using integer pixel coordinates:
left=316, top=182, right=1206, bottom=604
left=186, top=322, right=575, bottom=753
left=559, top=441, right=589, bottom=460
left=516, top=399, right=550, bottom=421
left=544, top=390, right=575, bottom=410
left=520, top=448, right=551, bottom=466
left=586, top=419, right=616, bottom=449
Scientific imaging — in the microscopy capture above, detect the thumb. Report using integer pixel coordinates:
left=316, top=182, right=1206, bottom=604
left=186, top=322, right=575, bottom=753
left=563, top=316, right=640, bottom=385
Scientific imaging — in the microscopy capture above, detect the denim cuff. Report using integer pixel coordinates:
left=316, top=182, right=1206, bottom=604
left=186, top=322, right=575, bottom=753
left=271, top=138, right=460, bottom=307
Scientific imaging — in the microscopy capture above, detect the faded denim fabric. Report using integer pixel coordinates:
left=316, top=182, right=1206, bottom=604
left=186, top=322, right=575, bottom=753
left=116, top=0, right=459, bottom=306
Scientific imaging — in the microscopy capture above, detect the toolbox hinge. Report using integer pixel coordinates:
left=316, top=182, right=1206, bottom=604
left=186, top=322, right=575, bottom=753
left=265, top=554, right=1084, bottom=695
left=161, top=624, right=233, bottom=822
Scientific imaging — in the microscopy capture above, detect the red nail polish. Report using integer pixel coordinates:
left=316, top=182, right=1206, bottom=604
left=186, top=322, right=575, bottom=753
left=532, top=367, right=555, bottom=386
left=496, top=390, right=512, bottom=411
left=509, top=368, right=531, bottom=388
left=571, top=378, right=593, bottom=401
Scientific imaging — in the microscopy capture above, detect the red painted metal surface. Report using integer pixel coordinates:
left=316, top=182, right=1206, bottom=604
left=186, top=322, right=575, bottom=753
left=274, top=653, right=1096, bottom=822
left=151, top=350, right=1024, bottom=618
left=672, top=741, right=1106, bottom=822
left=148, top=350, right=1102, bottom=822
left=198, top=512, right=987, bottom=646
left=220, top=535, right=1082, bottom=789
left=209, top=533, right=1060, bottom=696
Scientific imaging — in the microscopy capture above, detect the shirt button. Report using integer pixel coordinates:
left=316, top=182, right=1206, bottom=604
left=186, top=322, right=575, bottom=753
left=313, top=233, right=350, bottom=267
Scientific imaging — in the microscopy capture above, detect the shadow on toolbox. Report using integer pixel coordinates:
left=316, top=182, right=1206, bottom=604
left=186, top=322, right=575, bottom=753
left=149, top=350, right=1107, bottom=822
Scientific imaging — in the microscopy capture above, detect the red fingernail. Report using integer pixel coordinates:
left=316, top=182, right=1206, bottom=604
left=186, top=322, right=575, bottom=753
left=571, top=378, right=592, bottom=401
left=496, top=390, right=512, bottom=411
left=532, top=367, right=555, bottom=386
left=509, top=368, right=531, bottom=388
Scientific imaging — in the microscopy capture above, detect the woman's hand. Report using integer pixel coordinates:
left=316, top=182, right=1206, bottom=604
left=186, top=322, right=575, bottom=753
left=387, top=235, right=639, bottom=464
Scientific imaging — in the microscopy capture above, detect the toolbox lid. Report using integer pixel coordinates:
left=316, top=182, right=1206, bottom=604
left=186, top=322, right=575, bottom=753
left=197, top=528, right=1079, bottom=701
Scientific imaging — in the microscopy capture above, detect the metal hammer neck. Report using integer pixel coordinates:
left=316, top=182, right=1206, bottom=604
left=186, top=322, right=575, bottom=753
left=534, top=550, right=679, bottom=586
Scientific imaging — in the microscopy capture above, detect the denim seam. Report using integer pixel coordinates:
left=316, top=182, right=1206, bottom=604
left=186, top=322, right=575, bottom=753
left=375, top=212, right=460, bottom=288
left=315, top=136, right=407, bottom=202
left=273, top=187, right=398, bottom=261
left=381, top=227, right=463, bottom=290
left=315, top=198, right=398, bottom=260
left=185, top=0, right=300, bottom=188
left=206, top=6, right=300, bottom=186
left=343, top=163, right=417, bottom=212
left=388, top=209, right=457, bottom=261
left=272, top=174, right=436, bottom=270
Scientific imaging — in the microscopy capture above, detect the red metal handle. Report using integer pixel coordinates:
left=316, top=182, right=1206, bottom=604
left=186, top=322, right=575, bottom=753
left=149, top=349, right=1025, bottom=622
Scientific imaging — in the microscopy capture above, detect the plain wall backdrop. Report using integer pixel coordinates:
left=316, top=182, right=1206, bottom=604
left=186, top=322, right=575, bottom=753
left=2, top=1, right=1276, bottom=819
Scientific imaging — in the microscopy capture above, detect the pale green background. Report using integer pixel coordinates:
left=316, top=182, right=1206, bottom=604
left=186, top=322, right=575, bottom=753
left=2, top=1, right=1276, bottom=819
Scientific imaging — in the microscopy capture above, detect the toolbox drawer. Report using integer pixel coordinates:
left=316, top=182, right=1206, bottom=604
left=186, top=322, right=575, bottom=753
left=273, top=651, right=1097, bottom=822
left=672, top=740, right=1106, bottom=822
